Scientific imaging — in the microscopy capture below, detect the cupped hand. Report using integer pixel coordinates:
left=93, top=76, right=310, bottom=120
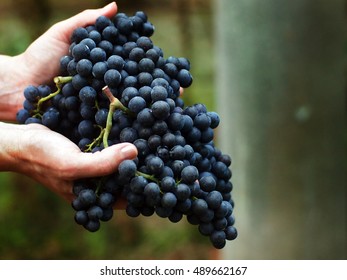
left=11, top=123, right=137, bottom=203
left=20, top=2, right=117, bottom=86
left=1, top=2, right=117, bottom=121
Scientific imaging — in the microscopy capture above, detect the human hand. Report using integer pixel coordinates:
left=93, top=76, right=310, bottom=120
left=0, top=122, right=137, bottom=205
left=0, top=2, right=117, bottom=121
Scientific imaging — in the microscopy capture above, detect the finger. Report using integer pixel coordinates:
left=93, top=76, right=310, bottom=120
left=71, top=143, right=138, bottom=179
left=51, top=2, right=118, bottom=40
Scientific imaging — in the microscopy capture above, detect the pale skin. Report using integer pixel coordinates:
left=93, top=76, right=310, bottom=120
left=0, top=2, right=138, bottom=204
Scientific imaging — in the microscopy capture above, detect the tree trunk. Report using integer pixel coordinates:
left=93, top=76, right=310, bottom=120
left=216, top=0, right=346, bottom=259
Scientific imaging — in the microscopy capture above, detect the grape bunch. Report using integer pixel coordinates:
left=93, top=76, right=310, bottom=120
left=16, top=10, right=237, bottom=249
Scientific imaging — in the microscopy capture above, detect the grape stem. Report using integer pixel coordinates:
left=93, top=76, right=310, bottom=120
left=34, top=76, right=72, bottom=114
left=84, top=127, right=105, bottom=152
left=102, top=86, right=131, bottom=147
left=135, top=171, right=160, bottom=184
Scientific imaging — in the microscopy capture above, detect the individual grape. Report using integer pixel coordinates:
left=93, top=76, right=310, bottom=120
left=207, top=112, right=220, bottom=129
left=78, top=119, right=96, bottom=139
left=107, top=55, right=125, bottom=70
left=84, top=219, right=100, bottom=232
left=118, top=159, right=137, bottom=178
left=95, top=108, right=108, bottom=126
left=146, top=156, right=164, bottom=175
left=72, top=74, right=89, bottom=90
left=104, top=69, right=121, bottom=88
left=25, top=117, right=42, bottom=124
left=102, top=25, right=118, bottom=43
left=137, top=72, right=153, bottom=87
left=199, top=175, right=216, bottom=192
left=174, top=183, right=191, bottom=201
left=42, top=108, right=60, bottom=129
left=65, top=96, right=80, bottom=111
left=160, top=176, right=176, bottom=192
left=100, top=207, right=114, bottom=221
left=214, top=217, right=228, bottom=230
left=137, top=108, right=155, bottom=126
left=74, top=210, right=88, bottom=225
left=37, top=85, right=51, bottom=97
left=60, top=55, right=72, bottom=74
left=210, top=230, right=226, bottom=249
left=181, top=165, right=199, bottom=184
left=150, top=86, right=168, bottom=102
left=128, top=96, right=146, bottom=113
left=95, top=15, right=112, bottom=32
left=138, top=58, right=155, bottom=73
left=163, top=62, right=178, bottom=78
left=16, top=109, right=30, bottom=124
left=155, top=206, right=172, bottom=218
left=76, top=58, right=93, bottom=77
left=192, top=198, right=208, bottom=217
left=90, top=47, right=107, bottom=63
left=170, top=160, right=186, bottom=177
left=200, top=127, right=214, bottom=143
left=130, top=176, right=148, bottom=194
left=161, top=192, right=177, bottom=208
left=23, top=85, right=39, bottom=102
left=117, top=17, right=133, bottom=35
left=79, top=189, right=97, bottom=207
left=151, top=100, right=170, bottom=120
left=152, top=120, right=168, bottom=136
left=89, top=30, right=102, bottom=44
left=166, top=112, right=184, bottom=131
left=72, top=43, right=90, bottom=61
left=123, top=75, right=138, bottom=88
left=225, top=226, right=238, bottom=241
left=144, top=182, right=161, bottom=206
left=214, top=200, right=231, bottom=219
left=71, top=27, right=89, bottom=43
left=170, top=145, right=186, bottom=160
left=175, top=199, right=191, bottom=214
left=126, top=205, right=141, bottom=217
left=120, top=127, right=138, bottom=143
left=194, top=113, right=211, bottom=130
left=142, top=22, right=155, bottom=37
left=67, top=59, right=78, bottom=75
left=80, top=103, right=97, bottom=120
left=168, top=211, right=183, bottom=223
left=206, top=191, right=223, bottom=210
left=79, top=86, right=97, bottom=105
left=178, top=57, right=190, bottom=70
left=92, top=61, right=108, bottom=79
left=124, top=60, right=139, bottom=75
left=129, top=47, right=145, bottom=62
left=198, top=222, right=214, bottom=236
left=98, top=40, right=113, bottom=56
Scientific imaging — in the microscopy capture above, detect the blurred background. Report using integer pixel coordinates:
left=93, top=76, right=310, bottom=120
left=0, top=0, right=346, bottom=260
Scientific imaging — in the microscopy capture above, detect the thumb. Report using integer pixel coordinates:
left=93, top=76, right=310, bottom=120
left=72, top=143, right=138, bottom=179
left=51, top=2, right=118, bottom=41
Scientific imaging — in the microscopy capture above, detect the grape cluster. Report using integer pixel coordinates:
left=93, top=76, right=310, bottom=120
left=16, top=10, right=236, bottom=249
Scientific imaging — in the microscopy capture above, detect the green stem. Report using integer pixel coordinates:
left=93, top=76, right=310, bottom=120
left=135, top=171, right=160, bottom=184
left=35, top=76, right=72, bottom=114
left=85, top=128, right=105, bottom=152
left=102, top=86, right=132, bottom=147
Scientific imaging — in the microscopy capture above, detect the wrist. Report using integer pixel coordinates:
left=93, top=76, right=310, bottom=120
left=0, top=122, right=25, bottom=171
left=0, top=54, right=26, bottom=122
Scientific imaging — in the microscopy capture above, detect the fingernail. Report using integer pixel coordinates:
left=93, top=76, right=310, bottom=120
left=104, top=2, right=116, bottom=9
left=120, top=145, right=137, bottom=159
